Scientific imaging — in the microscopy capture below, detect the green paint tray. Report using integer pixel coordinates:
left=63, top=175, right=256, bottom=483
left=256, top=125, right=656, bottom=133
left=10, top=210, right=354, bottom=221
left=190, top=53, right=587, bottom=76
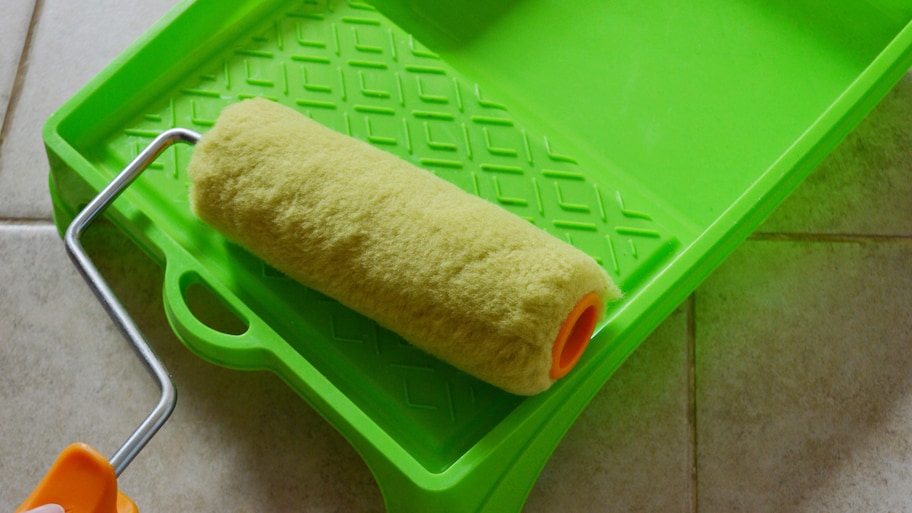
left=44, top=0, right=912, bottom=511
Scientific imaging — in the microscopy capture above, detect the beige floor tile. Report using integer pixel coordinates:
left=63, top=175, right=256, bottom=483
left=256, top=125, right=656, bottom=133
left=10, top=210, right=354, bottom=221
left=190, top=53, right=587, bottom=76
left=0, top=0, right=178, bottom=219
left=527, top=303, right=693, bottom=513
left=0, top=0, right=35, bottom=128
left=0, top=224, right=160, bottom=506
left=0, top=224, right=384, bottom=512
left=695, top=240, right=912, bottom=512
left=760, top=72, right=912, bottom=236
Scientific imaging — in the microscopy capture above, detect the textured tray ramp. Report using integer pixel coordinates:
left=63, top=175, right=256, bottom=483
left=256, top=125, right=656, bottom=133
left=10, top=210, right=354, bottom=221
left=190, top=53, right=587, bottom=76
left=83, top=1, right=676, bottom=472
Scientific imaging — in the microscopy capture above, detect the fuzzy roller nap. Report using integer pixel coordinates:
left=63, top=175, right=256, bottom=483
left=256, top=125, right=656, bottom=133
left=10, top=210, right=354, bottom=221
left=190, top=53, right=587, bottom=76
left=187, top=98, right=620, bottom=395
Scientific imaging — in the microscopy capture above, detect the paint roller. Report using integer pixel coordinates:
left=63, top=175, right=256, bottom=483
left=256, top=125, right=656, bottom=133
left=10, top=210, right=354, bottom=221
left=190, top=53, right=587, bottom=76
left=187, top=98, right=620, bottom=395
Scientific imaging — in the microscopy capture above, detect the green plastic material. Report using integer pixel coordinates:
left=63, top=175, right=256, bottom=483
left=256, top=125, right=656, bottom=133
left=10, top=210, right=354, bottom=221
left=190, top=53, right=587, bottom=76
left=44, top=1, right=912, bottom=511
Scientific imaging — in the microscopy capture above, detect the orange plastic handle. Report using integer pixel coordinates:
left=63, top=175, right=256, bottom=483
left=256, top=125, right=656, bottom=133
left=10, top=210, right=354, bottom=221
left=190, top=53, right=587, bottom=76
left=15, top=443, right=137, bottom=513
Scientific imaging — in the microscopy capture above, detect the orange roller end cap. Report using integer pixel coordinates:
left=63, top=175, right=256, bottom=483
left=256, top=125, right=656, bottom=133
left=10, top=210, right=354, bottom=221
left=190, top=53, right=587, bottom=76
left=550, top=292, right=601, bottom=380
left=16, top=443, right=137, bottom=513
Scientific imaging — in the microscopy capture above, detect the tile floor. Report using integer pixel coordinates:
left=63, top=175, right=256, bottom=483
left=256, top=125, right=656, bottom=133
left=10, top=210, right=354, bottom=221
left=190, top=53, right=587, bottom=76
left=0, top=2, right=910, bottom=512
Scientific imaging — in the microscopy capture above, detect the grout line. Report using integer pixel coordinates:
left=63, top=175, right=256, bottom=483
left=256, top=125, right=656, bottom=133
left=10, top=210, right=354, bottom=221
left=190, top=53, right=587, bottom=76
left=686, top=293, right=698, bottom=513
left=0, top=0, right=44, bottom=152
left=0, top=218, right=55, bottom=227
left=749, top=232, right=912, bottom=243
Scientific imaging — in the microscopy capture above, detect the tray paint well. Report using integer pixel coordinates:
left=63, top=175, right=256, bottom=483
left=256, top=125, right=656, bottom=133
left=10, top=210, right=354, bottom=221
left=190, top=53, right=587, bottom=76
left=45, top=1, right=912, bottom=511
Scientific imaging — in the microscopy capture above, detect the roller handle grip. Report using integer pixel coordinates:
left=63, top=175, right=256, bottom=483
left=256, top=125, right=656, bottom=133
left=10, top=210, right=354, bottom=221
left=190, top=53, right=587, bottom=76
left=16, top=444, right=137, bottom=513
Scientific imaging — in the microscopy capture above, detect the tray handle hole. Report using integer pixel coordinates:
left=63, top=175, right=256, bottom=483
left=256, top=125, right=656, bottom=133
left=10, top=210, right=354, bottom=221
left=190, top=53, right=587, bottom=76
left=184, top=280, right=249, bottom=336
